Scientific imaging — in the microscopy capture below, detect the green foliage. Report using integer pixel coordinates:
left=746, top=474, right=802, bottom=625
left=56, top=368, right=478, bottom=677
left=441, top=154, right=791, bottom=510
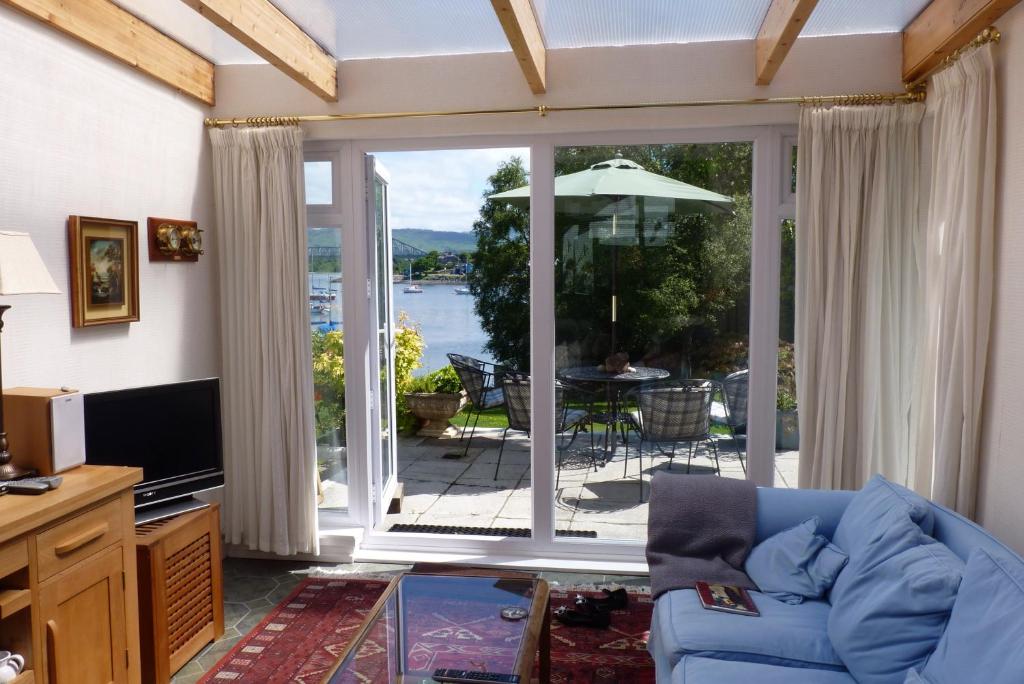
left=472, top=145, right=755, bottom=371
left=311, top=329, right=346, bottom=439
left=411, top=251, right=441, bottom=276
left=311, top=315, right=426, bottom=438
left=776, top=340, right=798, bottom=411
left=471, top=157, right=532, bottom=369
left=407, top=364, right=463, bottom=394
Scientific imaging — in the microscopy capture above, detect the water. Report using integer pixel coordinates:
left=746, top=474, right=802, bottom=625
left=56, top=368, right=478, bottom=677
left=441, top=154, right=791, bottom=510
left=394, top=283, right=494, bottom=374
left=309, top=273, right=493, bottom=375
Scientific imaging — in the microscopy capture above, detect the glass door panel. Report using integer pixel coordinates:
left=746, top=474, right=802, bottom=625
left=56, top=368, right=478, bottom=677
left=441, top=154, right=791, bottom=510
left=368, top=155, right=398, bottom=525
left=553, top=143, right=753, bottom=542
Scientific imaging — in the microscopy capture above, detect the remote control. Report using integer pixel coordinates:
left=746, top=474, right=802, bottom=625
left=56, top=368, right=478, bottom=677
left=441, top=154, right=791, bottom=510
left=7, top=480, right=50, bottom=495
left=17, top=476, right=62, bottom=490
left=432, top=669, right=520, bottom=684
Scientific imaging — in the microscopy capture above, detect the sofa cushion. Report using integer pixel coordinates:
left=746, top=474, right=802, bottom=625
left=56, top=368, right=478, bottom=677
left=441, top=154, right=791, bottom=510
left=652, top=588, right=844, bottom=671
left=827, top=521, right=964, bottom=684
left=672, top=656, right=856, bottom=684
left=745, top=516, right=848, bottom=604
left=832, top=474, right=935, bottom=557
left=914, top=546, right=1024, bottom=684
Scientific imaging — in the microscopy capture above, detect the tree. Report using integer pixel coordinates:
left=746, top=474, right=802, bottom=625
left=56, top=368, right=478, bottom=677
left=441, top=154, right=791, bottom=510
left=470, top=157, right=531, bottom=369
left=472, top=145, right=754, bottom=372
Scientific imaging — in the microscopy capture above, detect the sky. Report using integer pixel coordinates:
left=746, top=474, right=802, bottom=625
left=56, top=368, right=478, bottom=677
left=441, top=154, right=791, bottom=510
left=304, top=148, right=529, bottom=233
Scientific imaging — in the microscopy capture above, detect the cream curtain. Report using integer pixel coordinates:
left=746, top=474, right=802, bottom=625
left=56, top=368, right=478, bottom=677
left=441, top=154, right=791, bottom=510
left=911, top=44, right=997, bottom=517
left=796, top=104, right=925, bottom=490
left=209, top=126, right=319, bottom=555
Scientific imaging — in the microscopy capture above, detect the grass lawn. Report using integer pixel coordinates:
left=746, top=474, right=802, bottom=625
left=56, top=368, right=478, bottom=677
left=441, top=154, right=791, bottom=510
left=449, top=404, right=732, bottom=435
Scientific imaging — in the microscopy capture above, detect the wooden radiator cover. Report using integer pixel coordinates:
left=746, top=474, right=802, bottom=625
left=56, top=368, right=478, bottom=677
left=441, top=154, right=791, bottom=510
left=136, top=504, right=223, bottom=683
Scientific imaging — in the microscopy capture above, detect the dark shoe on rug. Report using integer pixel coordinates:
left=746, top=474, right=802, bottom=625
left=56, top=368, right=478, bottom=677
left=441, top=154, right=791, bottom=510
left=554, top=605, right=612, bottom=629
left=573, top=588, right=629, bottom=612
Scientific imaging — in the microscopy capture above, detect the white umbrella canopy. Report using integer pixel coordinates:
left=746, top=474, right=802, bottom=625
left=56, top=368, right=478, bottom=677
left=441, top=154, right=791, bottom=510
left=488, top=156, right=735, bottom=356
left=488, top=157, right=734, bottom=215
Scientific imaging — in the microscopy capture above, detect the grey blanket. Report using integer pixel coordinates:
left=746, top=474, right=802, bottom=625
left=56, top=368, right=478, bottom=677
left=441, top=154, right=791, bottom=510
left=646, top=471, right=758, bottom=600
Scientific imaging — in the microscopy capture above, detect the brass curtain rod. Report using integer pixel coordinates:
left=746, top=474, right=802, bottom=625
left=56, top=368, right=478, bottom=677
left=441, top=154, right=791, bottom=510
left=204, top=25, right=1004, bottom=129
left=906, top=26, right=1001, bottom=89
left=204, top=90, right=924, bottom=128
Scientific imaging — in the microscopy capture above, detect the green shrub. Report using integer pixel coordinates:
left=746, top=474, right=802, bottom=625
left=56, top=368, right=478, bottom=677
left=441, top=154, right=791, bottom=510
left=407, top=365, right=463, bottom=394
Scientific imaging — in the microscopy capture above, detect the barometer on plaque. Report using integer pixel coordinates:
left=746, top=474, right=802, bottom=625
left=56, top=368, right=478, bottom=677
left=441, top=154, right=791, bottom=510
left=148, top=217, right=203, bottom=262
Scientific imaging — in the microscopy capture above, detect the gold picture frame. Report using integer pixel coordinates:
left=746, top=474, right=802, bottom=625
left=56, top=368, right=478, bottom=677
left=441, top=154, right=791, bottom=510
left=68, top=216, right=140, bottom=328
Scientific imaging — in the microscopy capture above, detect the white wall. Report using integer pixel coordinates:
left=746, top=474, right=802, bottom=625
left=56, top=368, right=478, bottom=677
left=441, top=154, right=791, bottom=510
left=0, top=7, right=218, bottom=393
left=213, top=33, right=904, bottom=139
left=977, top=3, right=1024, bottom=554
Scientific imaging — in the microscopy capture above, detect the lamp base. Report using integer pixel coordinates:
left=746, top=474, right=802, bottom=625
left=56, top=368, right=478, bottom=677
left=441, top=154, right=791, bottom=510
left=0, top=456, right=30, bottom=481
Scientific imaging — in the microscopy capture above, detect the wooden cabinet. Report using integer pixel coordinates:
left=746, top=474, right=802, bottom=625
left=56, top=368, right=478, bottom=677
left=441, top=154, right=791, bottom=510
left=0, top=465, right=142, bottom=684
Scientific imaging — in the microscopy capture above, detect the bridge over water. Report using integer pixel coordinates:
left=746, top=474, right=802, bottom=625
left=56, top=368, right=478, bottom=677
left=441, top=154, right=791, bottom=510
left=308, top=237, right=427, bottom=262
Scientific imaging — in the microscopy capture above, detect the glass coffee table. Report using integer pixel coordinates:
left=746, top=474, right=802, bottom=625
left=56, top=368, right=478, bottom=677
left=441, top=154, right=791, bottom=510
left=322, top=571, right=551, bottom=683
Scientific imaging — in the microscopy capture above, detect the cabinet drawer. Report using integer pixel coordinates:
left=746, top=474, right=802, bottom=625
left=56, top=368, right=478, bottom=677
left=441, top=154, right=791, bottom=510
left=36, top=499, right=123, bottom=580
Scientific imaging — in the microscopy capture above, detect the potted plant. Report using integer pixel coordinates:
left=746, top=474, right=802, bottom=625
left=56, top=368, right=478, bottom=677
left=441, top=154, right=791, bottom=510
left=404, top=365, right=468, bottom=438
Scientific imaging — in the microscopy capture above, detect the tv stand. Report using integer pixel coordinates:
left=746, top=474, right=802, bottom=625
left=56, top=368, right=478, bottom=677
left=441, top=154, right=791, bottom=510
left=135, top=496, right=209, bottom=525
left=135, top=503, right=223, bottom=682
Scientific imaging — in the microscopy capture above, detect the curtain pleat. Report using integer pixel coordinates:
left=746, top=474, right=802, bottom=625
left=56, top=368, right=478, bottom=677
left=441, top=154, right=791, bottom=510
left=911, top=43, right=997, bottom=517
left=796, top=104, right=925, bottom=490
left=209, top=126, right=319, bottom=555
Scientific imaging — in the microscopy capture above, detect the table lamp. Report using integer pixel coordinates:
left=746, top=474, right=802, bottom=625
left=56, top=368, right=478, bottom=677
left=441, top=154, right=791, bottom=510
left=0, top=230, right=61, bottom=480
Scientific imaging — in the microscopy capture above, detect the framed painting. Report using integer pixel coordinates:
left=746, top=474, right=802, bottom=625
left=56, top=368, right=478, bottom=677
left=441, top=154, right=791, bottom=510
left=68, top=216, right=140, bottom=328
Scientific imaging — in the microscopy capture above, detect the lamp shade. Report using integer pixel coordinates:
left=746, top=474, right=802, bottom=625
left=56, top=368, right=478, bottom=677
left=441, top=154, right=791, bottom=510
left=0, top=231, right=60, bottom=295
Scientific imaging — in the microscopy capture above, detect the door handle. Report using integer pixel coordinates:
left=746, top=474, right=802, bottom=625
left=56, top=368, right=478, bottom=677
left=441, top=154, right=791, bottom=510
left=46, top=619, right=58, bottom=684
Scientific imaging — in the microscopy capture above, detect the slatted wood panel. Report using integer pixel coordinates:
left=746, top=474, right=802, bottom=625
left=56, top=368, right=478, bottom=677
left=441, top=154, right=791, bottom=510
left=135, top=504, right=223, bottom=682
left=165, top=534, right=214, bottom=655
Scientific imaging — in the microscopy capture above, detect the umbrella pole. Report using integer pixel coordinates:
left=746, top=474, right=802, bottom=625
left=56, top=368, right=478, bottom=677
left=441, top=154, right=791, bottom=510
left=611, top=211, right=618, bottom=354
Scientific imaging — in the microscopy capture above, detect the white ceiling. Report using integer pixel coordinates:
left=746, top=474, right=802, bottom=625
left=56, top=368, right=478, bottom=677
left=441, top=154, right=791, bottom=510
left=114, top=0, right=931, bottom=66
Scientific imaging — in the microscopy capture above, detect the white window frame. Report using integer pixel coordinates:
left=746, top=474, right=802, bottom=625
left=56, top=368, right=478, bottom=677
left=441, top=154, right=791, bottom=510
left=304, top=125, right=793, bottom=570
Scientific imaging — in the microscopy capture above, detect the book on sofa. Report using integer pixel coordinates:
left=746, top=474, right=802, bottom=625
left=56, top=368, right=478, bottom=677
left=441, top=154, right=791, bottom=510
left=696, top=581, right=760, bottom=616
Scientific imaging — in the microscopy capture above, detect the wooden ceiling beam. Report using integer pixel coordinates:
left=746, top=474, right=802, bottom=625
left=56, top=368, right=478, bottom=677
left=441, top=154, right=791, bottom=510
left=491, top=0, right=546, bottom=94
left=0, top=0, right=215, bottom=105
left=903, top=0, right=1020, bottom=83
left=179, top=0, right=338, bottom=102
left=755, top=0, right=819, bottom=85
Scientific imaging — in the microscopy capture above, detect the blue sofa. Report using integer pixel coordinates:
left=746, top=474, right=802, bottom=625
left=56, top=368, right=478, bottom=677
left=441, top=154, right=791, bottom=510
left=648, top=483, right=1024, bottom=684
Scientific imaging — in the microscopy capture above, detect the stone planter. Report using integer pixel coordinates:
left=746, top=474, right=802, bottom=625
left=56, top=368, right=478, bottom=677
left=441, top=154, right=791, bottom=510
left=776, top=409, right=800, bottom=450
left=405, top=391, right=468, bottom=438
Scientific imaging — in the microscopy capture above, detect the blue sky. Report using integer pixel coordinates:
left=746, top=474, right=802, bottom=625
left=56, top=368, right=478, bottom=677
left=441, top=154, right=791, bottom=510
left=304, top=148, right=529, bottom=232
left=375, top=148, right=529, bottom=232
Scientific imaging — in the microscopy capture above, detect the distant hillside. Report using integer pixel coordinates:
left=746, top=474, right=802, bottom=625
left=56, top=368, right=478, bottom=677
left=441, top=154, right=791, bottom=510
left=308, top=227, right=340, bottom=248
left=394, top=229, right=477, bottom=254
left=308, top=227, right=478, bottom=254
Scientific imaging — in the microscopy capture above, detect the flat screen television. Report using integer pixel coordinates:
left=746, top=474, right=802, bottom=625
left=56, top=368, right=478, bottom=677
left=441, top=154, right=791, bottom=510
left=84, top=378, right=224, bottom=514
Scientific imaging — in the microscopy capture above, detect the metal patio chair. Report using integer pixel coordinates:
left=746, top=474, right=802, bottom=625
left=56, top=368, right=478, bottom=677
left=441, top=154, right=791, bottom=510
left=625, top=379, right=720, bottom=500
left=496, top=372, right=598, bottom=488
left=712, top=369, right=748, bottom=474
left=448, top=353, right=506, bottom=458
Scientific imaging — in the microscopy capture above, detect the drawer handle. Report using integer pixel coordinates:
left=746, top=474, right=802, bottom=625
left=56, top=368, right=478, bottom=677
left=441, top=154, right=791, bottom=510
left=53, top=522, right=109, bottom=555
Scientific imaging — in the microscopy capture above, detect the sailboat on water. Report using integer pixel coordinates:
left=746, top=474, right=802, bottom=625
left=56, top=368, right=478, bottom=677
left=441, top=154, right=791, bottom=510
left=454, top=262, right=471, bottom=295
left=403, top=262, right=423, bottom=293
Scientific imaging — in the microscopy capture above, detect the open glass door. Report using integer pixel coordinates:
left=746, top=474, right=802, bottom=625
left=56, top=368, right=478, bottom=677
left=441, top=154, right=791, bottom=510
left=367, top=154, right=398, bottom=525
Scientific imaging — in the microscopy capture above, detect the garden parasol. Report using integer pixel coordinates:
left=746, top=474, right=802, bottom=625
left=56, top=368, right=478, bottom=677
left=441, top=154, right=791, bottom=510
left=489, top=156, right=734, bottom=354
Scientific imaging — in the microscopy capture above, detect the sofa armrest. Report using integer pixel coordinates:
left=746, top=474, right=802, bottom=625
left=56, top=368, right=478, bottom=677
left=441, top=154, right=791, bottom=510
left=755, top=487, right=856, bottom=543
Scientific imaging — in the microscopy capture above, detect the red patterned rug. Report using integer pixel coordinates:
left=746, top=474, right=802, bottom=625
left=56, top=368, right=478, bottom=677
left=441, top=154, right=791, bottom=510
left=198, top=577, right=654, bottom=683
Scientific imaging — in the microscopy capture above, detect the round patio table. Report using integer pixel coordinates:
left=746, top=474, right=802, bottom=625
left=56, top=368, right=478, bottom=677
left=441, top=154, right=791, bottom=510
left=558, top=365, right=670, bottom=460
